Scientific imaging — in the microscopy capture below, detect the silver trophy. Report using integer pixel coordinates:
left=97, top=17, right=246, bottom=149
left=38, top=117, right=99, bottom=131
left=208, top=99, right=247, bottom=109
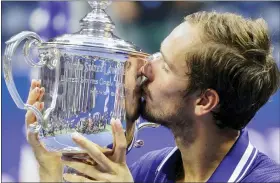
left=3, top=1, right=159, bottom=154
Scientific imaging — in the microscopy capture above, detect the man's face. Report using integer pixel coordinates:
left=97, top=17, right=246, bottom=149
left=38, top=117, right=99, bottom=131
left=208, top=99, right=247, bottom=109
left=140, top=21, right=201, bottom=127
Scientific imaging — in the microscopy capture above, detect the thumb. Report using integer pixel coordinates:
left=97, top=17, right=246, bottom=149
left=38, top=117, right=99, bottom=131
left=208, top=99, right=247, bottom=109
left=111, top=119, right=127, bottom=163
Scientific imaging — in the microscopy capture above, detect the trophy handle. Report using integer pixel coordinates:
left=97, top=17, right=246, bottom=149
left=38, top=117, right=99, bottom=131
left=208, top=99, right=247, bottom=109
left=126, top=121, right=160, bottom=153
left=3, top=31, right=47, bottom=124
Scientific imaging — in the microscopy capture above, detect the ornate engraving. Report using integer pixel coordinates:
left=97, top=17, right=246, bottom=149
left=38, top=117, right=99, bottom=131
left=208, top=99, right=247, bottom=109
left=39, top=52, right=126, bottom=138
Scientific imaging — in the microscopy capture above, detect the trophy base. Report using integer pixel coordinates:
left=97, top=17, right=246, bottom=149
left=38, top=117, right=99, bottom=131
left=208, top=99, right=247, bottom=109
left=39, top=132, right=113, bottom=153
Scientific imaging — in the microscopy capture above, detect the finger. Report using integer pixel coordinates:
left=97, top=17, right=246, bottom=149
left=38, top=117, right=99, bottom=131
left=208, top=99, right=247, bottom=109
left=25, top=102, right=44, bottom=127
left=38, top=87, right=45, bottom=101
left=29, top=79, right=41, bottom=91
left=63, top=173, right=98, bottom=182
left=27, top=87, right=41, bottom=105
left=25, top=102, right=44, bottom=151
left=27, top=122, right=46, bottom=153
left=62, top=154, right=97, bottom=166
left=111, top=119, right=127, bottom=163
left=62, top=160, right=108, bottom=181
left=71, top=132, right=114, bottom=172
left=111, top=118, right=117, bottom=152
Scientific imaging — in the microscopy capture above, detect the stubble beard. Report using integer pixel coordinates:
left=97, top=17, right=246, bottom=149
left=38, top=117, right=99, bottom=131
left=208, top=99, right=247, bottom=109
left=140, top=99, right=196, bottom=146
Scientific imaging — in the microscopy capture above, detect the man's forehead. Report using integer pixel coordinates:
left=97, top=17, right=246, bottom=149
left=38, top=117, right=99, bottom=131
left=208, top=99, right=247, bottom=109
left=170, top=21, right=192, bottom=39
left=160, top=21, right=200, bottom=71
left=162, top=21, right=198, bottom=48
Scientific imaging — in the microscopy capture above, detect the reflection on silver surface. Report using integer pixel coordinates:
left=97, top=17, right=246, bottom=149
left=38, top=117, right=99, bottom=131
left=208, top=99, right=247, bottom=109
left=40, top=52, right=127, bottom=136
left=134, top=140, right=144, bottom=148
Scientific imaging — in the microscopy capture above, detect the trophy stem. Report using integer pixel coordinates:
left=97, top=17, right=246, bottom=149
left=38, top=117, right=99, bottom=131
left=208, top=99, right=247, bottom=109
left=79, top=1, right=115, bottom=36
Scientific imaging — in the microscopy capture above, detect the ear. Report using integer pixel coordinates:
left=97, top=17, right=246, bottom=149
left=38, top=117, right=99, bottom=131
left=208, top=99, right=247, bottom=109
left=194, top=89, right=219, bottom=116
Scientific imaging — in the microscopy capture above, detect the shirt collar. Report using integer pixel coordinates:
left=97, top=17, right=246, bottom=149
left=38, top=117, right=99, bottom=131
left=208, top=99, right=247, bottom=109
left=155, top=128, right=258, bottom=182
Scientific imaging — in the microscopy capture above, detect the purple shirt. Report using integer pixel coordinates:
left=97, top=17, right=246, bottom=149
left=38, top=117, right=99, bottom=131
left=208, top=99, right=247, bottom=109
left=129, top=129, right=280, bottom=182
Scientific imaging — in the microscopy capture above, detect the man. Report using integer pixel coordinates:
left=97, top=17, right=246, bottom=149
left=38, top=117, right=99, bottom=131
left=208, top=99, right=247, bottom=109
left=26, top=11, right=280, bottom=182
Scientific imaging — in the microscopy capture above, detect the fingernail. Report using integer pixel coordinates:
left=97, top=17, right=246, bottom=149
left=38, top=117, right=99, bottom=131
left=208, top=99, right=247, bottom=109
left=36, top=80, right=41, bottom=87
left=71, top=132, right=83, bottom=142
left=35, top=87, right=40, bottom=93
left=39, top=102, right=44, bottom=109
left=35, top=102, right=40, bottom=107
left=40, top=87, right=45, bottom=93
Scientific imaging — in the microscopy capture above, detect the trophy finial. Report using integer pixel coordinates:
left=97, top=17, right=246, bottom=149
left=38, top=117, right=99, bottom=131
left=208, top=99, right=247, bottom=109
left=88, top=1, right=112, bottom=10
left=79, top=1, right=115, bottom=35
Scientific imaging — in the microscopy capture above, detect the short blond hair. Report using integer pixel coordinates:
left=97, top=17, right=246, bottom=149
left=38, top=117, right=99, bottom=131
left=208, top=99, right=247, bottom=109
left=183, top=11, right=280, bottom=130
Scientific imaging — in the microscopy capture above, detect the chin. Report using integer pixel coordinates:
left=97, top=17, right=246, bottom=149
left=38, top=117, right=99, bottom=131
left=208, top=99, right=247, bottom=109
left=140, top=99, right=153, bottom=121
left=139, top=100, right=170, bottom=127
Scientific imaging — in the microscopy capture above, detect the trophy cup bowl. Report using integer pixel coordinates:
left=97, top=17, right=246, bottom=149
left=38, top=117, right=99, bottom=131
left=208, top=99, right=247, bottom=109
left=3, top=1, right=159, bottom=154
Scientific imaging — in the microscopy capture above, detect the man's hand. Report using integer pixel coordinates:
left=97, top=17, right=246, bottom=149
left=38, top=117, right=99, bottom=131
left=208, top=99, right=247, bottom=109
left=62, top=119, right=133, bottom=182
left=26, top=79, right=63, bottom=182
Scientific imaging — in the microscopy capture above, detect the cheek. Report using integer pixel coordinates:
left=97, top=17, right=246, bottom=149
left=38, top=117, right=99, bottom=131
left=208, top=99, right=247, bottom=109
left=161, top=78, right=185, bottom=95
left=150, top=78, right=184, bottom=103
left=150, top=79, right=172, bottom=96
left=148, top=65, right=188, bottom=100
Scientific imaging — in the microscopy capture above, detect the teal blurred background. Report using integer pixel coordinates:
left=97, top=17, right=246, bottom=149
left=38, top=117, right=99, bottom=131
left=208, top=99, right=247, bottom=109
left=1, top=1, right=279, bottom=182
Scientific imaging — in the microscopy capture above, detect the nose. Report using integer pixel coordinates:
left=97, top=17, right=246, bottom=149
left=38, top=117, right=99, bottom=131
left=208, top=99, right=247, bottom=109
left=140, top=61, right=154, bottom=82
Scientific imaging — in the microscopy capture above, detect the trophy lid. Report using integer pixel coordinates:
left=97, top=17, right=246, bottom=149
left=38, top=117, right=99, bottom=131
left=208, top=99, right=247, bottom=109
left=42, top=1, right=144, bottom=55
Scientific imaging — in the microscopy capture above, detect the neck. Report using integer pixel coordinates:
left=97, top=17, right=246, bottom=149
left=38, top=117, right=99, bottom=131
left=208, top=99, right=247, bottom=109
left=173, top=120, right=240, bottom=182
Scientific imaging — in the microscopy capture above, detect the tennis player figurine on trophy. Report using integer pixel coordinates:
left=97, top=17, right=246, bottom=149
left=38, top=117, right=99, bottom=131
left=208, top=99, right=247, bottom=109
left=3, top=1, right=159, bottom=154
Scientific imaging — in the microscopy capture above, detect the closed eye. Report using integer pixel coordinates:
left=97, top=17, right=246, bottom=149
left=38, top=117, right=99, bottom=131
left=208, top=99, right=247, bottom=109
left=162, top=63, right=169, bottom=72
left=152, top=52, right=170, bottom=72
